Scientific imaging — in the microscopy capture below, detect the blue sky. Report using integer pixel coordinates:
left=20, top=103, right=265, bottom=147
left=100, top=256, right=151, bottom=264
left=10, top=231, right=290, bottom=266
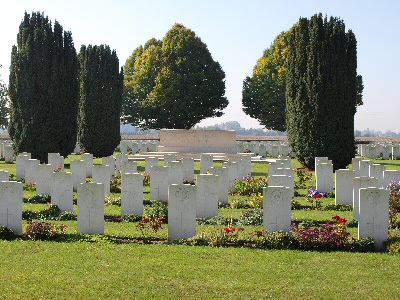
left=1, top=0, right=399, bottom=132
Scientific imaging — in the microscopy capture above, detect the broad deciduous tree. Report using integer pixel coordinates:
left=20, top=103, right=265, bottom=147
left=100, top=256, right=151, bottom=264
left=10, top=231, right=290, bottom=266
left=242, top=32, right=288, bottom=132
left=8, top=12, right=79, bottom=163
left=122, top=23, right=228, bottom=129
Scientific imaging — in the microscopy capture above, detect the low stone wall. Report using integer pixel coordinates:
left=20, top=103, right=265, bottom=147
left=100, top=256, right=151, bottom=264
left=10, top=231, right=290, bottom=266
left=158, top=129, right=237, bottom=154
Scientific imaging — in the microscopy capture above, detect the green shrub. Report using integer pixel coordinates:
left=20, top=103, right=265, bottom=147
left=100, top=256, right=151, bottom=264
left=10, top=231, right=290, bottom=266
left=144, top=200, right=168, bottom=222
left=24, top=194, right=51, bottom=204
left=231, top=175, right=268, bottom=196
left=24, top=221, right=67, bottom=241
left=121, top=214, right=142, bottom=223
left=237, top=209, right=263, bottom=226
left=0, top=226, right=15, bottom=240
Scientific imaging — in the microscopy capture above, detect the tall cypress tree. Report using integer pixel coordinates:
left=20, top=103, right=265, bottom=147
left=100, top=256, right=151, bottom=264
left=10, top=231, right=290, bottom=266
left=8, top=12, right=79, bottom=163
left=77, top=45, right=123, bottom=157
left=286, top=14, right=362, bottom=170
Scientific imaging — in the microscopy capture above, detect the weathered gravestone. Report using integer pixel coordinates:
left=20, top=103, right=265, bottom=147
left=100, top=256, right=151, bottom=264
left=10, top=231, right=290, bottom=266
left=51, top=172, right=73, bottom=213
left=115, top=153, right=128, bottom=174
left=263, top=186, right=292, bottom=233
left=121, top=173, right=143, bottom=216
left=48, top=153, right=64, bottom=172
left=369, top=164, right=386, bottom=188
left=0, top=181, right=23, bottom=234
left=25, top=159, right=40, bottom=185
left=315, top=158, right=333, bottom=193
left=102, top=157, right=115, bottom=179
left=3, top=145, right=14, bottom=163
left=222, top=161, right=238, bottom=190
left=268, top=175, right=293, bottom=199
left=238, top=155, right=252, bottom=179
left=359, top=160, right=373, bottom=177
left=77, top=183, right=104, bottom=234
left=0, top=170, right=9, bottom=182
left=358, top=187, right=389, bottom=250
left=16, top=153, right=30, bottom=181
left=168, top=184, right=197, bottom=241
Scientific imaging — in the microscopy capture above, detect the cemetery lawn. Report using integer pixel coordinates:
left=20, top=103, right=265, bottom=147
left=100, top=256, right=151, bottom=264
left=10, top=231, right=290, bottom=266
left=0, top=157, right=399, bottom=299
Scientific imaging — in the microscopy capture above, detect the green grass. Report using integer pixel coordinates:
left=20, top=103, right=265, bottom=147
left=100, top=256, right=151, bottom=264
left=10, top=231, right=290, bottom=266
left=0, top=156, right=399, bottom=299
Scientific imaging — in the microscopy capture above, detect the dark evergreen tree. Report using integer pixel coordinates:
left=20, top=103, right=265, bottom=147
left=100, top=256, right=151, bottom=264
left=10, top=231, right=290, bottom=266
left=77, top=45, right=123, bottom=157
left=8, top=12, right=79, bottom=163
left=286, top=14, right=363, bottom=170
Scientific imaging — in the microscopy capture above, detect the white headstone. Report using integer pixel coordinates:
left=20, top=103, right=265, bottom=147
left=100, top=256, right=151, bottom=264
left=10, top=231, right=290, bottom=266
left=210, top=166, right=229, bottom=205
left=196, top=174, right=219, bottom=219
left=36, top=164, right=54, bottom=195
left=263, top=186, right=292, bottom=233
left=3, top=145, right=14, bottom=163
left=353, top=176, right=379, bottom=219
left=222, top=161, right=238, bottom=189
left=16, top=154, right=29, bottom=181
left=81, top=153, right=93, bottom=178
left=352, top=157, right=363, bottom=177
left=315, top=161, right=334, bottom=193
left=0, top=181, right=23, bottom=234
left=115, top=153, right=128, bottom=173
left=150, top=166, right=169, bottom=202
left=168, top=161, right=184, bottom=186
left=182, top=157, right=195, bottom=182
left=0, top=170, right=9, bottom=182
left=102, top=157, right=115, bottom=179
left=121, top=173, right=144, bottom=216
left=200, top=154, right=213, bottom=174
left=268, top=175, right=293, bottom=199
left=119, top=141, right=128, bottom=154
left=358, top=187, right=389, bottom=250
left=92, top=164, right=110, bottom=194
left=238, top=155, right=252, bottom=179
left=70, top=160, right=87, bottom=192
left=145, top=157, right=159, bottom=174
left=383, top=170, right=400, bottom=189
left=163, top=154, right=176, bottom=167
left=121, top=159, right=138, bottom=175
left=51, top=172, right=73, bottom=213
left=77, top=183, right=104, bottom=234
left=25, top=159, right=40, bottom=185
left=48, top=153, right=64, bottom=172
left=168, top=184, right=197, bottom=241
left=369, top=164, right=386, bottom=188
left=335, top=169, right=355, bottom=205
left=359, top=160, right=373, bottom=177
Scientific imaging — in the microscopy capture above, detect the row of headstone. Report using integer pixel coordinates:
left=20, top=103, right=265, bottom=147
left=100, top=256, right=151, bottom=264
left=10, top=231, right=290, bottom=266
left=268, top=158, right=294, bottom=198
left=357, top=143, right=400, bottom=160
left=237, top=141, right=291, bottom=158
left=119, top=140, right=159, bottom=154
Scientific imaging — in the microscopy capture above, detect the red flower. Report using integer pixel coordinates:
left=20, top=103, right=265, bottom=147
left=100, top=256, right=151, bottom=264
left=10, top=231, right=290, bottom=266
left=332, top=215, right=340, bottom=221
left=224, top=227, right=231, bottom=234
left=338, top=218, right=347, bottom=225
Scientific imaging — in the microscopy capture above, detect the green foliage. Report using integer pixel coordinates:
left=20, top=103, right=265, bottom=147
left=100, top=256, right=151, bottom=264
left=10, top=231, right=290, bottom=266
left=144, top=200, right=168, bottom=221
left=294, top=169, right=313, bottom=189
left=231, top=175, right=268, bottom=196
left=387, top=180, right=400, bottom=229
left=242, top=32, right=288, bottom=131
left=77, top=44, right=123, bottom=157
left=237, top=209, right=263, bottom=226
left=24, top=220, right=67, bottom=241
left=24, top=194, right=51, bottom=204
left=0, top=226, right=15, bottom=240
left=22, top=204, right=75, bottom=221
left=285, top=14, right=363, bottom=170
left=8, top=12, right=79, bottom=163
left=230, top=193, right=263, bottom=209
left=105, top=194, right=121, bottom=206
left=0, top=68, right=10, bottom=129
left=252, top=230, right=298, bottom=250
left=121, top=214, right=142, bottom=223
left=122, top=23, right=228, bottom=129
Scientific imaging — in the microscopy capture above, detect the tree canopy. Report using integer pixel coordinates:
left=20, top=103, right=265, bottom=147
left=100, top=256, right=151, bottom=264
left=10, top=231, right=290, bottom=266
left=285, top=14, right=363, bottom=170
left=242, top=32, right=288, bottom=132
left=0, top=66, right=9, bottom=130
left=122, top=23, right=228, bottom=129
left=8, top=11, right=79, bottom=163
left=77, top=45, right=124, bottom=157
